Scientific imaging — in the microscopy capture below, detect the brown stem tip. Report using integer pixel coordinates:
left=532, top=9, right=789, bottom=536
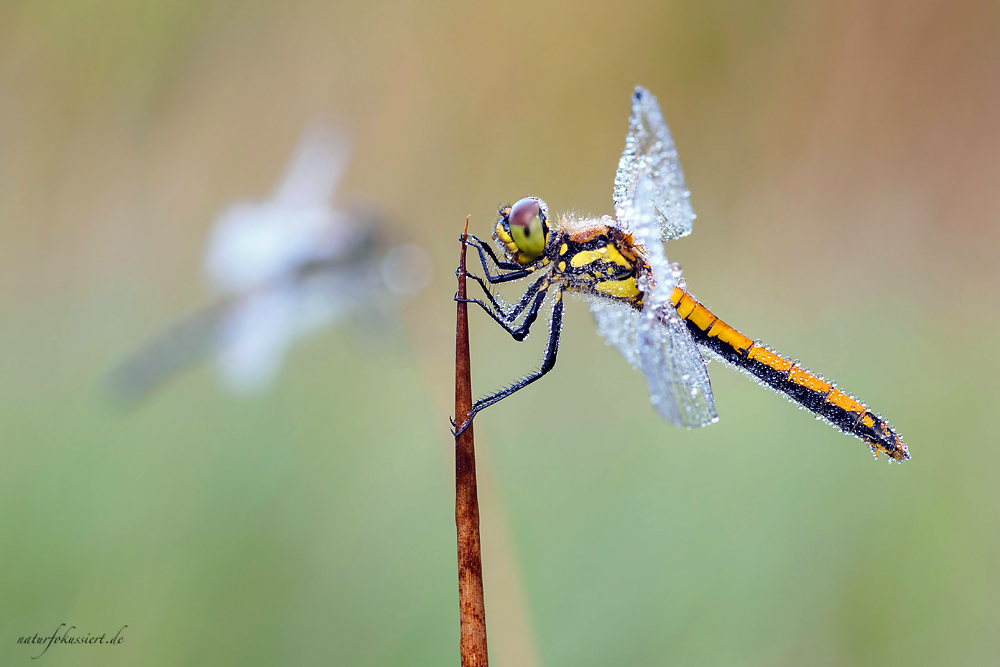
left=455, top=215, right=488, bottom=666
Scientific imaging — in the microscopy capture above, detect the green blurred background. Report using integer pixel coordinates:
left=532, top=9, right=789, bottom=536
left=2, top=0, right=999, bottom=664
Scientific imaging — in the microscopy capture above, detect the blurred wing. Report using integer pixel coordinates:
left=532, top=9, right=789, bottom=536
left=613, top=86, right=696, bottom=242
left=214, top=288, right=298, bottom=394
left=272, top=123, right=351, bottom=207
left=629, top=175, right=716, bottom=428
left=107, top=297, right=233, bottom=402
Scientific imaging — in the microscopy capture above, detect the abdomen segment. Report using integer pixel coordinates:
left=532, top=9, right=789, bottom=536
left=669, top=287, right=910, bottom=462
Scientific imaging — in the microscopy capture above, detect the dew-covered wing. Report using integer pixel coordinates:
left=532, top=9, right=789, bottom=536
left=613, top=86, right=696, bottom=242
left=636, top=302, right=717, bottom=428
left=588, top=297, right=641, bottom=370
left=628, top=175, right=716, bottom=428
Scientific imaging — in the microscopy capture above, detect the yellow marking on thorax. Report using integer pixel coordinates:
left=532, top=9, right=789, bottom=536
left=602, top=245, right=632, bottom=267
left=594, top=277, right=640, bottom=300
left=569, top=246, right=632, bottom=269
left=558, top=261, right=567, bottom=271
left=570, top=250, right=598, bottom=268
left=559, top=243, right=569, bottom=255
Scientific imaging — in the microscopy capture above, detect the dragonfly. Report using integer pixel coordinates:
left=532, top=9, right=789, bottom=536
left=111, top=124, right=430, bottom=399
left=455, top=87, right=909, bottom=462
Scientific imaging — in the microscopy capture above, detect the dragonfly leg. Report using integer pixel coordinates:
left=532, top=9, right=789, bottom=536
left=458, top=276, right=550, bottom=341
left=464, top=267, right=534, bottom=287
left=460, top=269, right=546, bottom=317
left=461, top=234, right=532, bottom=282
left=454, top=286, right=565, bottom=436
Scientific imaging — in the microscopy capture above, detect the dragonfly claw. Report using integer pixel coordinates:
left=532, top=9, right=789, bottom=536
left=452, top=415, right=473, bottom=437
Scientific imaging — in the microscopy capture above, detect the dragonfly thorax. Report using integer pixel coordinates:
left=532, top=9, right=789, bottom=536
left=494, top=202, right=651, bottom=309
left=550, top=219, right=649, bottom=308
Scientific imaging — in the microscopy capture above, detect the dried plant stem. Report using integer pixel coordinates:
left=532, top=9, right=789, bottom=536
left=455, top=216, right=489, bottom=667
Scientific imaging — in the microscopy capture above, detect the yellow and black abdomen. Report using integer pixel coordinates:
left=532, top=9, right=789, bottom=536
left=669, top=287, right=910, bottom=462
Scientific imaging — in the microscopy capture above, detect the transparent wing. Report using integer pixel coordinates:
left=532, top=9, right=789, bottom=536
left=588, top=297, right=640, bottom=370
left=589, top=283, right=717, bottom=428
left=637, top=304, right=717, bottom=427
left=629, top=175, right=716, bottom=428
left=214, top=288, right=298, bottom=394
left=110, top=256, right=375, bottom=402
left=272, top=123, right=351, bottom=207
left=613, top=86, right=696, bottom=242
left=107, top=296, right=234, bottom=402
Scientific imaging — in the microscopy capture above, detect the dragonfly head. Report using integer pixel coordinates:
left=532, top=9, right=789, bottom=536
left=494, top=197, right=550, bottom=264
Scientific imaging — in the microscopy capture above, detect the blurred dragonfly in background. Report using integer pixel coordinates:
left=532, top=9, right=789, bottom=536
left=111, top=124, right=431, bottom=399
left=457, top=87, right=908, bottom=462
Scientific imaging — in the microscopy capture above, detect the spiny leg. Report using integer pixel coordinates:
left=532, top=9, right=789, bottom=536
left=457, top=235, right=549, bottom=336
left=461, top=268, right=537, bottom=319
left=461, top=233, right=525, bottom=276
left=458, top=274, right=551, bottom=341
left=455, top=234, right=535, bottom=310
left=466, top=265, right=534, bottom=288
left=454, top=286, right=565, bottom=436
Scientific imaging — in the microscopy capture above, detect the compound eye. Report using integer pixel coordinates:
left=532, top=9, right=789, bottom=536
left=508, top=197, right=548, bottom=258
